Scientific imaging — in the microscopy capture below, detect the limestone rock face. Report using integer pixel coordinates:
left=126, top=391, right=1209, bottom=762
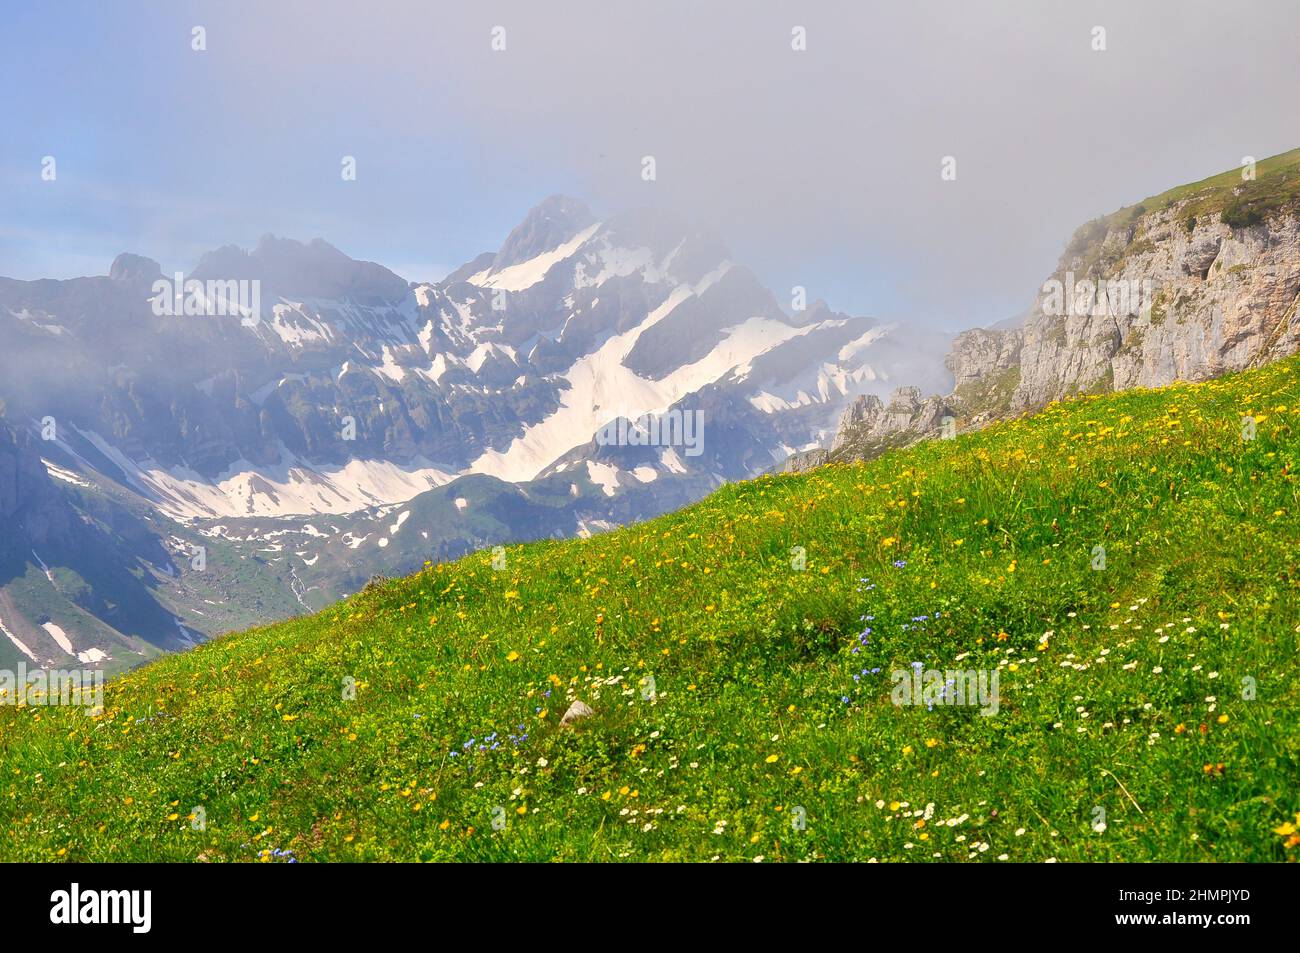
left=793, top=165, right=1300, bottom=471
left=829, top=395, right=883, bottom=451
left=828, top=387, right=948, bottom=451
left=788, top=386, right=955, bottom=468
left=946, top=327, right=1023, bottom=392
left=1011, top=208, right=1300, bottom=411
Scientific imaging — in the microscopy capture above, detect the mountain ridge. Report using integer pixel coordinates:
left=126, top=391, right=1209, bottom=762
left=0, top=196, right=938, bottom=665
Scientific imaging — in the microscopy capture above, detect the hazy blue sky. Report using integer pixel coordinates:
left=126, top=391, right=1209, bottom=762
left=3, top=0, right=1298, bottom=330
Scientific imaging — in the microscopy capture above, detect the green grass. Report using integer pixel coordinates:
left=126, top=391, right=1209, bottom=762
left=1064, top=147, right=1300, bottom=271
left=1132, top=147, right=1300, bottom=220
left=3, top=355, right=1300, bottom=863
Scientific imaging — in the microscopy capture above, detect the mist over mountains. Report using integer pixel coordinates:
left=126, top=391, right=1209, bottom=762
left=0, top=195, right=949, bottom=669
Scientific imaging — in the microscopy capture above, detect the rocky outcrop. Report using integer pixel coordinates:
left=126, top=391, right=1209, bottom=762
left=831, top=387, right=950, bottom=450
left=783, top=386, right=954, bottom=471
left=780, top=447, right=829, bottom=473
left=946, top=327, right=1023, bottom=392
left=794, top=151, right=1300, bottom=470
left=1008, top=208, right=1300, bottom=410
left=560, top=699, right=594, bottom=725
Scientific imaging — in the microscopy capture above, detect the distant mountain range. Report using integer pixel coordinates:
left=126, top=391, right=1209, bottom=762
left=0, top=196, right=948, bottom=669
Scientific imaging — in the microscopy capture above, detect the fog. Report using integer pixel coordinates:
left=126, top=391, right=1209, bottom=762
left=4, top=0, right=1298, bottom=329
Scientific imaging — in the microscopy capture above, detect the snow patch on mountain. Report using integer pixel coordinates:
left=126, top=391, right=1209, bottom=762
left=586, top=460, right=621, bottom=497
left=41, top=621, right=74, bottom=654
left=74, top=429, right=454, bottom=520
left=468, top=223, right=600, bottom=291
left=659, top=448, right=687, bottom=474
left=471, top=292, right=808, bottom=482
left=0, top=614, right=39, bottom=663
left=42, top=459, right=94, bottom=488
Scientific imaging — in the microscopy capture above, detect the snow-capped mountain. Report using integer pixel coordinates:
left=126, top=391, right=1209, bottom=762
left=0, top=196, right=947, bottom=664
left=1, top=196, right=940, bottom=521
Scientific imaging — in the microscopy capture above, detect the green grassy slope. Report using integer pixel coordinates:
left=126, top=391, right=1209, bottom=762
left=3, top=356, right=1299, bottom=862
left=1127, top=147, right=1300, bottom=219
left=1064, top=147, right=1300, bottom=270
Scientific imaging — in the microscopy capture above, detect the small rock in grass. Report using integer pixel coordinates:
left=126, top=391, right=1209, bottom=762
left=560, top=700, right=594, bottom=726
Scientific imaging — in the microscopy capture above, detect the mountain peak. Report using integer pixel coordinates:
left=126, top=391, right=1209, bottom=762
left=494, top=195, right=595, bottom=270
left=108, top=253, right=163, bottom=282
left=191, top=235, right=409, bottom=303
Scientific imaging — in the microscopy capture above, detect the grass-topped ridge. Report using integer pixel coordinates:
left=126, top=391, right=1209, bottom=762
left=2, top=356, right=1299, bottom=862
left=1064, top=147, right=1300, bottom=272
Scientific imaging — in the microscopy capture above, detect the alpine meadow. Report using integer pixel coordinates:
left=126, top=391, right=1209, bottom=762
left=3, top=351, right=1297, bottom=862
left=4, top=3, right=1300, bottom=909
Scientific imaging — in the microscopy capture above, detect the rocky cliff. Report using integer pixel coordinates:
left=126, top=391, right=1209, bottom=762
left=797, top=148, right=1300, bottom=469
left=1009, top=166, right=1300, bottom=410
left=782, top=385, right=955, bottom=471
